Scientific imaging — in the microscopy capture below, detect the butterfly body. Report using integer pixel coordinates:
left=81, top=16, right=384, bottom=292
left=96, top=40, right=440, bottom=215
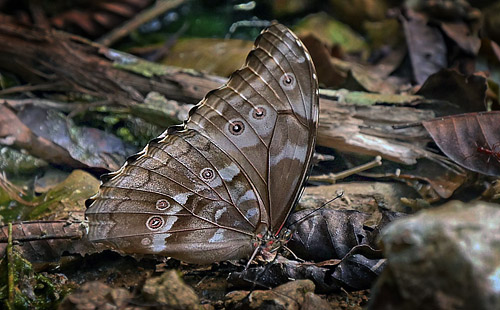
left=85, top=24, right=319, bottom=264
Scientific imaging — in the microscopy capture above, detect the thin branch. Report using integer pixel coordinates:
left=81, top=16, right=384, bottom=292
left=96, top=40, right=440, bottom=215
left=97, top=0, right=188, bottom=46
left=309, top=156, right=383, bottom=184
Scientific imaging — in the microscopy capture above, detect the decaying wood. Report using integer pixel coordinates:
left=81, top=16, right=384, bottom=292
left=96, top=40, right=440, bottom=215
left=0, top=15, right=222, bottom=105
left=0, top=16, right=441, bottom=165
left=298, top=182, right=420, bottom=214
left=318, top=93, right=437, bottom=164
left=0, top=220, right=106, bottom=263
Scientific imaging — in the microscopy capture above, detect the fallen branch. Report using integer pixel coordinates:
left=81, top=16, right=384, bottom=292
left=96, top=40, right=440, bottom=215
left=0, top=17, right=449, bottom=167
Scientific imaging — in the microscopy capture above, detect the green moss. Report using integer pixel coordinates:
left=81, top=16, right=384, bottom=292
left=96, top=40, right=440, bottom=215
left=321, top=89, right=424, bottom=106
left=0, top=250, right=73, bottom=309
left=0, top=147, right=48, bottom=175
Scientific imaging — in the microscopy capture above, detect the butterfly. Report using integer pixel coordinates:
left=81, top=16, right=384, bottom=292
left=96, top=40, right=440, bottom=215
left=85, top=23, right=319, bottom=264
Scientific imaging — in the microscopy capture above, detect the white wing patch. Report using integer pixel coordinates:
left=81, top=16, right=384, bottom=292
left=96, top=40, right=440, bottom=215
left=166, top=205, right=184, bottom=214
left=237, top=189, right=257, bottom=204
left=173, top=193, right=191, bottom=205
left=163, top=216, right=178, bottom=232
left=245, top=207, right=259, bottom=221
left=270, top=141, right=307, bottom=165
left=219, top=162, right=240, bottom=181
left=215, top=207, right=227, bottom=221
left=152, top=232, right=172, bottom=252
left=209, top=228, right=225, bottom=243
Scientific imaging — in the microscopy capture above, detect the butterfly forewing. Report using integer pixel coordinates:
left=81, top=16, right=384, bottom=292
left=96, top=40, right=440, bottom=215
left=187, top=24, right=318, bottom=232
left=257, top=25, right=318, bottom=231
left=85, top=23, right=319, bottom=264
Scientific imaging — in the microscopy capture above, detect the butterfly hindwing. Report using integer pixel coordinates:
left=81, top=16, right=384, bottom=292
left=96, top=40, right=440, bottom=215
left=85, top=23, right=318, bottom=263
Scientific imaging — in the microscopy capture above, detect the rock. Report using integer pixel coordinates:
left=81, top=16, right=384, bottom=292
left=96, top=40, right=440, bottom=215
left=302, top=292, right=331, bottom=310
left=59, top=281, right=136, bottom=310
left=142, top=269, right=200, bottom=310
left=224, top=290, right=249, bottom=310
left=368, top=200, right=500, bottom=310
left=225, top=279, right=316, bottom=310
left=200, top=304, right=215, bottom=310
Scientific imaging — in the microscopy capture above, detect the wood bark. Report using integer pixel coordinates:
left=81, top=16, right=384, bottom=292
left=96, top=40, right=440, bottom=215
left=0, top=15, right=438, bottom=165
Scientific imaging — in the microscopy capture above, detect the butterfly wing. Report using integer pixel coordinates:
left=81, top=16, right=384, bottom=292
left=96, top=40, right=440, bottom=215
left=186, top=24, right=319, bottom=233
left=86, top=129, right=266, bottom=263
left=86, top=24, right=318, bottom=263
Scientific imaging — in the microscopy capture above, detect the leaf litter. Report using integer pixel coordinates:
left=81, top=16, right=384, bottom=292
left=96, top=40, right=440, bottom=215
left=0, top=0, right=500, bottom=309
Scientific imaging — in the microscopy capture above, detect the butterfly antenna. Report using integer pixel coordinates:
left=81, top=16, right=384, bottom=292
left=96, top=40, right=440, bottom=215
left=243, top=248, right=281, bottom=293
left=287, top=191, right=344, bottom=229
left=245, top=245, right=260, bottom=270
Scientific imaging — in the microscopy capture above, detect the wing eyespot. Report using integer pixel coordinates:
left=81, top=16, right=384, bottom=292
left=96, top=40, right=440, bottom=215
left=200, top=167, right=216, bottom=181
left=252, top=107, right=266, bottom=119
left=146, top=216, right=165, bottom=231
left=228, top=120, right=245, bottom=135
left=280, top=73, right=296, bottom=90
left=156, top=199, right=170, bottom=211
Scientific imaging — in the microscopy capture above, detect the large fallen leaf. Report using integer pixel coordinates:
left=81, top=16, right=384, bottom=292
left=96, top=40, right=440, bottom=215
left=300, top=34, right=399, bottom=92
left=28, top=169, right=100, bottom=219
left=416, top=69, right=487, bottom=114
left=17, top=105, right=135, bottom=171
left=0, top=104, right=85, bottom=169
left=294, top=12, right=368, bottom=56
left=440, top=22, right=480, bottom=55
left=287, top=208, right=404, bottom=262
left=327, top=0, right=388, bottom=28
left=229, top=246, right=384, bottom=292
left=229, top=207, right=402, bottom=292
left=422, top=111, right=500, bottom=177
left=401, top=9, right=447, bottom=84
left=161, top=37, right=253, bottom=77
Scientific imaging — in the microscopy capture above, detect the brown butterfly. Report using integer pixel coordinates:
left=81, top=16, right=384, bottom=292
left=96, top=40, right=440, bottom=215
left=85, top=23, right=319, bottom=264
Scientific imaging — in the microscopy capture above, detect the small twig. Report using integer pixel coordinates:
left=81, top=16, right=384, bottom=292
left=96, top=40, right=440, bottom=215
left=29, top=0, right=50, bottom=29
left=146, top=22, right=189, bottom=62
left=0, top=173, right=38, bottom=207
left=392, top=122, right=423, bottom=129
left=309, top=156, right=383, bottom=184
left=7, top=222, right=15, bottom=309
left=281, top=245, right=303, bottom=262
left=67, top=100, right=112, bottom=118
left=2, top=98, right=98, bottom=113
left=97, top=0, right=188, bottom=46
left=0, top=82, right=65, bottom=96
left=194, top=275, right=208, bottom=288
left=0, top=233, right=84, bottom=244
